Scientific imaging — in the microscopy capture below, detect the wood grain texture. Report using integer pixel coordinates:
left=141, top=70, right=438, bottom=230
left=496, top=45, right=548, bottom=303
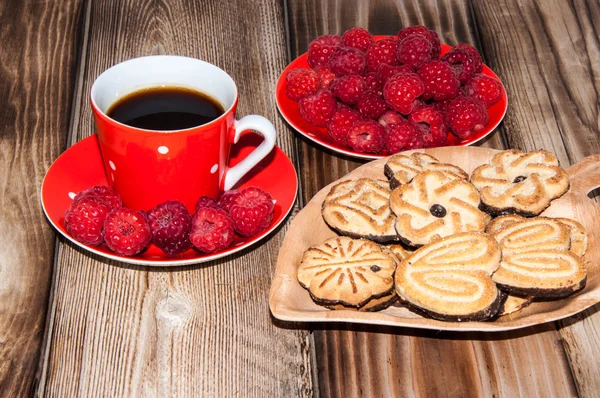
left=0, top=0, right=84, bottom=395
left=285, top=0, right=581, bottom=396
left=472, top=0, right=600, bottom=396
left=37, top=0, right=312, bottom=396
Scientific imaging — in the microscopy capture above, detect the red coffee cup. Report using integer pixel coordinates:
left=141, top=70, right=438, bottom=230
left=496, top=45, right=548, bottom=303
left=90, top=55, right=276, bottom=211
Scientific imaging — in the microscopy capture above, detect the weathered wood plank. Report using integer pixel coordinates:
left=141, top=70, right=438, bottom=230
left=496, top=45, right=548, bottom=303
left=285, top=0, right=578, bottom=396
left=0, top=0, right=84, bottom=395
left=38, top=0, right=312, bottom=396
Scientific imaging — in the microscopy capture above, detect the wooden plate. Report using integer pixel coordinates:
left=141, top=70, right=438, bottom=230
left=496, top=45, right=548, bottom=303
left=269, top=147, right=600, bottom=331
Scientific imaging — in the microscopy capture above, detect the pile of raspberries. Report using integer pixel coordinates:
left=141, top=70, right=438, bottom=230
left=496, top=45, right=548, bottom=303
left=285, top=26, right=504, bottom=154
left=64, top=185, right=275, bottom=256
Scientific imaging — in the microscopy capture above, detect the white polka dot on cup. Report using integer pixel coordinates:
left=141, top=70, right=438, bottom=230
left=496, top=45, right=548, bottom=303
left=210, top=164, right=218, bottom=174
left=158, top=146, right=169, bottom=154
left=109, top=160, right=116, bottom=171
left=68, top=192, right=76, bottom=200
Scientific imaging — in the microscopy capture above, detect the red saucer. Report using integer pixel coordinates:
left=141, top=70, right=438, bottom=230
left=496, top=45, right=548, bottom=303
left=276, top=37, right=508, bottom=160
left=41, top=134, right=298, bottom=266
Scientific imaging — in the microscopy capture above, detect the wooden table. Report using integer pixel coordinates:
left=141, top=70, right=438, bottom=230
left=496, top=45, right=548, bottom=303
left=2, top=0, right=599, bottom=396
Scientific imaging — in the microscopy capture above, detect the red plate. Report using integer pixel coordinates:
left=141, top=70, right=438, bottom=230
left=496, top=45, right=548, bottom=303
left=41, top=134, right=298, bottom=266
left=276, top=37, right=508, bottom=160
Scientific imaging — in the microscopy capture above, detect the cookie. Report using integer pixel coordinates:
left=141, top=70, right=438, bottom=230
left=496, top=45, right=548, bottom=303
left=297, top=237, right=397, bottom=308
left=390, top=170, right=490, bottom=246
left=471, top=149, right=570, bottom=217
left=395, top=232, right=503, bottom=321
left=555, top=218, right=588, bottom=257
left=490, top=217, right=587, bottom=298
left=384, top=153, right=468, bottom=189
left=322, top=178, right=397, bottom=243
left=498, top=294, right=533, bottom=317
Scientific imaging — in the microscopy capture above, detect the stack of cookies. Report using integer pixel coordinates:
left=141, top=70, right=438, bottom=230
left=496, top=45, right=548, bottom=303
left=297, top=149, right=589, bottom=322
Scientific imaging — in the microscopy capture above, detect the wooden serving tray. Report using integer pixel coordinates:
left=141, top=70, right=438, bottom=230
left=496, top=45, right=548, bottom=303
left=269, top=147, right=600, bottom=331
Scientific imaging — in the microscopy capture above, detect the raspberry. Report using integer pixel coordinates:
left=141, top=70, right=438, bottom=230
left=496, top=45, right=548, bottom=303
left=103, top=208, right=151, bottom=256
left=228, top=187, right=274, bottom=237
left=365, top=38, right=399, bottom=72
left=431, top=98, right=452, bottom=114
left=331, top=75, right=365, bottom=104
left=307, top=35, right=342, bottom=68
left=73, top=185, right=122, bottom=210
left=314, top=66, right=336, bottom=89
left=356, top=92, right=388, bottom=120
left=441, top=44, right=482, bottom=83
left=409, top=106, right=447, bottom=148
left=364, top=72, right=382, bottom=94
left=298, top=89, right=337, bottom=127
left=328, top=47, right=366, bottom=77
left=385, top=120, right=423, bottom=153
left=190, top=207, right=235, bottom=253
left=376, top=63, right=412, bottom=86
left=342, top=27, right=373, bottom=52
left=397, top=35, right=432, bottom=69
left=328, top=106, right=362, bottom=145
left=195, top=196, right=221, bottom=211
left=347, top=120, right=386, bottom=153
left=445, top=95, right=489, bottom=139
left=147, top=201, right=192, bottom=256
left=383, top=73, right=425, bottom=115
left=397, top=26, right=441, bottom=59
left=285, top=68, right=319, bottom=101
left=218, top=190, right=239, bottom=212
left=461, top=74, right=503, bottom=107
left=378, top=110, right=404, bottom=130
left=417, top=61, right=460, bottom=101
left=64, top=197, right=111, bottom=246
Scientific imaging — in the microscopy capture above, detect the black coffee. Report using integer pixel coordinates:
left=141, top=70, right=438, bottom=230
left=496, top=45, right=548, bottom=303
left=106, top=86, right=225, bottom=130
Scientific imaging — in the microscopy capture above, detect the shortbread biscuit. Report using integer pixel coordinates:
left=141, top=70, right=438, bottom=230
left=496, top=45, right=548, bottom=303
left=298, top=237, right=397, bottom=308
left=322, top=179, right=398, bottom=243
left=498, top=295, right=533, bottom=316
left=384, top=153, right=468, bottom=189
left=390, top=170, right=490, bottom=246
left=555, top=218, right=588, bottom=257
left=471, top=150, right=569, bottom=216
left=395, top=232, right=503, bottom=321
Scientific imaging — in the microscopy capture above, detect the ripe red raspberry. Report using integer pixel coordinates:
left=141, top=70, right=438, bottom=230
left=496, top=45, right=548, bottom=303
left=228, top=187, right=274, bottom=237
left=378, top=110, right=404, bottom=130
left=328, top=47, right=366, bottom=76
left=441, top=44, right=482, bottom=83
left=455, top=43, right=483, bottom=73
left=218, top=190, right=239, bottom=212
left=356, top=92, right=388, bottom=120
left=65, top=197, right=111, bottom=246
left=307, top=35, right=342, bottom=68
left=328, top=106, right=362, bottom=145
left=314, top=66, right=336, bottom=89
left=397, top=26, right=441, bottom=58
left=298, top=89, right=337, bottom=127
left=103, top=208, right=151, bottom=256
left=365, top=38, right=399, bottom=72
left=383, top=73, right=425, bottom=115
left=364, top=72, right=382, bottom=94
left=147, top=200, right=192, bottom=256
left=431, top=98, right=452, bottom=114
left=417, top=61, right=460, bottom=101
left=74, top=185, right=122, bottom=210
left=190, top=207, right=235, bottom=253
left=376, top=63, right=412, bottom=86
left=386, top=120, right=423, bottom=153
left=445, top=95, right=489, bottom=139
left=342, top=27, right=373, bottom=52
left=347, top=120, right=386, bottom=153
left=409, top=106, right=448, bottom=148
left=461, top=73, right=503, bottom=107
left=397, top=35, right=432, bottom=69
left=331, top=75, right=365, bottom=104
left=195, top=196, right=221, bottom=211
left=285, top=68, right=319, bottom=101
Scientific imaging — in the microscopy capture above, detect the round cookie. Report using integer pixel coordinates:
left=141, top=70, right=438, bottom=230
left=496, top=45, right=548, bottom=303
left=322, top=178, right=397, bottom=243
left=384, top=153, right=468, bottom=189
left=297, top=237, right=397, bottom=308
left=471, top=149, right=570, bottom=217
left=390, top=170, right=490, bottom=247
left=555, top=218, right=588, bottom=257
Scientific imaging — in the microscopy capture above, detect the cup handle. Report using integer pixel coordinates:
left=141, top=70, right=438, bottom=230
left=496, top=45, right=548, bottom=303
left=223, top=115, right=277, bottom=191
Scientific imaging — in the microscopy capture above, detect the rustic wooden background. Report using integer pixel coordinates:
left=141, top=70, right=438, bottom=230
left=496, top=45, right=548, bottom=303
left=1, top=0, right=599, bottom=396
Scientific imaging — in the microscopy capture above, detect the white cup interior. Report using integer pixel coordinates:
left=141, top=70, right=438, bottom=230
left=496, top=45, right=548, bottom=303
left=91, top=55, right=237, bottom=119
